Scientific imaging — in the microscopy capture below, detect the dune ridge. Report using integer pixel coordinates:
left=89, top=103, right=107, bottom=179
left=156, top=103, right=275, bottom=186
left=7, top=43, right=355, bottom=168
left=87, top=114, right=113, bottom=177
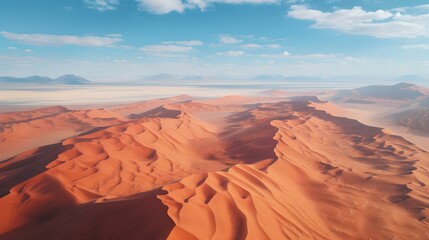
left=0, top=106, right=125, bottom=161
left=0, top=108, right=230, bottom=234
left=157, top=101, right=429, bottom=240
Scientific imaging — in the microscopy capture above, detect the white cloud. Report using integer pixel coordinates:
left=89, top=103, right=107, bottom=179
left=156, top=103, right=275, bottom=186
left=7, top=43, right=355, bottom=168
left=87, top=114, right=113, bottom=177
left=402, top=44, right=429, bottom=50
left=136, top=0, right=185, bottom=14
left=0, top=31, right=122, bottom=47
left=84, top=0, right=119, bottom=11
left=267, top=44, right=281, bottom=48
left=140, top=44, right=193, bottom=54
left=136, top=0, right=280, bottom=14
left=220, top=35, right=242, bottom=44
left=24, top=49, right=33, bottom=52
left=240, top=43, right=262, bottom=48
left=292, top=53, right=341, bottom=59
left=105, top=33, right=123, bottom=38
left=394, top=4, right=429, bottom=12
left=288, top=5, right=429, bottom=38
left=260, top=51, right=344, bottom=60
left=216, top=50, right=245, bottom=56
left=240, top=43, right=282, bottom=49
left=162, top=40, right=204, bottom=46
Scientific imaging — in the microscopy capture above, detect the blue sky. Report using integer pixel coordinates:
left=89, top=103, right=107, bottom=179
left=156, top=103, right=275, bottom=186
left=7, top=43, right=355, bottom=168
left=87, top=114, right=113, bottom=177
left=0, top=0, right=429, bottom=82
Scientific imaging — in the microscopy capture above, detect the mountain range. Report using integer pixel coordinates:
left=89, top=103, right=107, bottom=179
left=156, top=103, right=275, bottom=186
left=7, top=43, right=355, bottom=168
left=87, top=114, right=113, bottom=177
left=0, top=75, right=91, bottom=85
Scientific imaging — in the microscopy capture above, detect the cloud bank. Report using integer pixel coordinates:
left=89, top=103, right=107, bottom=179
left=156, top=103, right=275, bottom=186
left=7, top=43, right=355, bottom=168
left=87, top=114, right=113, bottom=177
left=0, top=31, right=122, bottom=46
left=86, top=0, right=282, bottom=14
left=288, top=5, right=429, bottom=38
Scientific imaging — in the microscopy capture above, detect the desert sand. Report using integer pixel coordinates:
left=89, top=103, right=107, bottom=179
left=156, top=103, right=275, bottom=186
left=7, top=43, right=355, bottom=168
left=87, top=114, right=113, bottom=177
left=1, top=88, right=429, bottom=240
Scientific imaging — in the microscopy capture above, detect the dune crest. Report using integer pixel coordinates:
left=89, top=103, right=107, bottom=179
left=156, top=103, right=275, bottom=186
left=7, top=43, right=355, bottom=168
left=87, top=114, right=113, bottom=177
left=0, top=110, right=227, bottom=234
left=160, top=101, right=429, bottom=240
left=0, top=107, right=124, bottom=161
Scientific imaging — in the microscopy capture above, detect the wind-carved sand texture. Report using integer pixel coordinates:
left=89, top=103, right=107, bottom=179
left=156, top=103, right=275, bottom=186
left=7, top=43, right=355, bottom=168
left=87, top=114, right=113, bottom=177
left=1, top=94, right=429, bottom=240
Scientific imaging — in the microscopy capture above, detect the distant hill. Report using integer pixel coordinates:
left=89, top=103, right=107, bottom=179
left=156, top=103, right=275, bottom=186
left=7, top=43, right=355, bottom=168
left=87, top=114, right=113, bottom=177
left=259, top=89, right=288, bottom=96
left=332, top=82, right=429, bottom=103
left=55, top=75, right=91, bottom=85
left=379, top=95, right=429, bottom=136
left=143, top=73, right=178, bottom=81
left=0, top=75, right=91, bottom=85
left=252, top=75, right=323, bottom=82
left=390, top=75, right=428, bottom=86
left=0, top=76, right=53, bottom=84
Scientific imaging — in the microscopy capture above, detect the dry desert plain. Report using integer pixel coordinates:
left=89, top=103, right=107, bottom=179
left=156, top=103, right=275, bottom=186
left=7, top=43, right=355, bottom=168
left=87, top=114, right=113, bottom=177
left=1, top=82, right=429, bottom=240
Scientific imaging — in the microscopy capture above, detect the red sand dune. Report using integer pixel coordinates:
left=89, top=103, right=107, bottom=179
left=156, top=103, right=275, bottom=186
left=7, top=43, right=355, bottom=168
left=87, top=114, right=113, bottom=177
left=0, top=106, right=124, bottom=161
left=110, top=94, right=194, bottom=118
left=379, top=96, right=429, bottom=136
left=259, top=89, right=288, bottom=96
left=333, top=82, right=429, bottom=104
left=202, top=95, right=265, bottom=105
left=1, top=97, right=429, bottom=240
left=161, top=101, right=429, bottom=239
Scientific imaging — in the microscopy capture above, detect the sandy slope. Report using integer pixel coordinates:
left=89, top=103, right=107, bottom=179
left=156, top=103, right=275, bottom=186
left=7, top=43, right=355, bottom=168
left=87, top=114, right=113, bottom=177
left=160, top=101, right=429, bottom=240
left=1, top=97, right=429, bottom=240
left=0, top=108, right=230, bottom=234
left=379, top=96, right=429, bottom=136
left=332, top=82, right=429, bottom=104
left=332, top=94, right=429, bottom=150
left=110, top=94, right=194, bottom=118
left=0, top=107, right=124, bottom=161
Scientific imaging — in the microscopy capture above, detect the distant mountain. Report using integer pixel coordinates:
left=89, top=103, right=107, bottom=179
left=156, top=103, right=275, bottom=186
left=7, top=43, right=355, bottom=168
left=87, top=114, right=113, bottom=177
left=0, top=76, right=53, bottom=84
left=259, top=89, right=288, bottom=96
left=332, top=82, right=429, bottom=103
left=55, top=75, right=91, bottom=85
left=390, top=75, right=428, bottom=86
left=252, top=75, right=323, bottom=82
left=143, top=73, right=178, bottom=81
left=0, top=75, right=91, bottom=85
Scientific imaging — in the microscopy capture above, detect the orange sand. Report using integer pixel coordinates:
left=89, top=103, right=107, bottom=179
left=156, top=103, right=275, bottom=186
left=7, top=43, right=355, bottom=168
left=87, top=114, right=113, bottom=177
left=1, top=95, right=429, bottom=240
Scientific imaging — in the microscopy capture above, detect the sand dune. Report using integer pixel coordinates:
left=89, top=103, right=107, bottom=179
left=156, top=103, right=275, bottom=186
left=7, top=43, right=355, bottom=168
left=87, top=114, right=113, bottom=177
left=111, top=94, right=194, bottom=118
left=0, top=109, right=230, bottom=234
left=0, top=189, right=174, bottom=240
left=0, top=107, right=124, bottom=161
left=290, top=95, right=325, bottom=103
left=366, top=96, right=429, bottom=150
left=333, top=82, right=429, bottom=104
left=159, top=101, right=429, bottom=239
left=271, top=102, right=429, bottom=239
left=160, top=160, right=335, bottom=240
left=379, top=96, right=429, bottom=135
left=203, top=95, right=265, bottom=105
left=1, top=96, right=429, bottom=239
left=308, top=101, right=348, bottom=118
left=259, top=89, right=288, bottom=96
